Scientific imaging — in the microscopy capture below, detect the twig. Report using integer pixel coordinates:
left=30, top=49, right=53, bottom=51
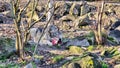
left=20, top=0, right=31, bottom=15
left=28, top=3, right=55, bottom=30
left=32, top=11, right=54, bottom=60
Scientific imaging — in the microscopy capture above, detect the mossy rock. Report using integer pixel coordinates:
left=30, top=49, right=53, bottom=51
left=78, top=53, right=108, bottom=68
left=101, top=47, right=120, bottom=58
left=62, top=52, right=108, bottom=68
left=67, top=62, right=81, bottom=68
left=78, top=56, right=94, bottom=68
left=69, top=46, right=84, bottom=54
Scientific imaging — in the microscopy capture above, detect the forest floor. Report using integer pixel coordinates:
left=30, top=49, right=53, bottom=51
left=0, top=0, right=120, bottom=68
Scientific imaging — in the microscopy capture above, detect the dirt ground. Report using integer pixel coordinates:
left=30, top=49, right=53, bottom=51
left=0, top=0, right=120, bottom=68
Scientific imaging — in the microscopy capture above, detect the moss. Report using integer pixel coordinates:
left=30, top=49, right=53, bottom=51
left=62, top=52, right=109, bottom=68
left=52, top=55, right=64, bottom=63
left=69, top=46, right=84, bottom=54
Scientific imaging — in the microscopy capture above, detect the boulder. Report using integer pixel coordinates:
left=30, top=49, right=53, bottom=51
left=0, top=17, right=3, bottom=24
left=0, top=2, right=11, bottom=12
left=110, top=20, right=120, bottom=30
left=109, top=30, right=120, bottom=44
left=54, top=2, right=72, bottom=17
left=80, top=2, right=96, bottom=16
left=69, top=46, right=84, bottom=54
left=67, top=62, right=81, bottom=68
left=109, top=20, right=120, bottom=44
left=73, top=13, right=91, bottom=28
left=60, top=14, right=76, bottom=23
left=66, top=39, right=90, bottom=47
left=62, top=52, right=108, bottom=68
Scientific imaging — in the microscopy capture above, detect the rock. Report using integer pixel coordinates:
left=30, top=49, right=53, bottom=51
left=69, top=46, right=84, bottom=54
left=114, top=64, right=120, bottom=68
left=1, top=11, right=13, bottom=18
left=54, top=2, right=71, bottom=17
left=36, top=5, right=45, bottom=12
left=67, top=62, right=81, bottom=68
left=0, top=14, right=5, bottom=24
left=80, top=1, right=89, bottom=16
left=63, top=52, right=108, bottom=68
left=69, top=3, right=79, bottom=16
left=34, top=58, right=42, bottom=64
left=0, top=2, right=11, bottom=12
left=24, top=63, right=33, bottom=68
left=78, top=55, right=101, bottom=68
left=60, top=14, right=76, bottom=22
left=73, top=13, right=91, bottom=27
left=80, top=2, right=96, bottom=16
left=104, top=4, right=116, bottom=16
left=66, top=39, right=90, bottom=47
left=109, top=30, right=120, bottom=44
left=105, top=9, right=116, bottom=16
left=109, top=20, right=120, bottom=44
left=0, top=17, right=3, bottom=24
left=110, top=20, right=120, bottom=30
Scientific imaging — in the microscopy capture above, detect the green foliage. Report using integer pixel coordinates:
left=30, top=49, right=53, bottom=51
left=107, top=36, right=118, bottom=44
left=85, top=31, right=95, bottom=45
left=101, top=47, right=120, bottom=58
left=62, top=52, right=109, bottom=68
left=0, top=37, right=15, bottom=46
left=0, top=37, right=16, bottom=60
left=20, top=61, right=27, bottom=65
left=101, top=62, right=108, bottom=68
left=0, top=63, right=20, bottom=68
left=87, top=45, right=94, bottom=51
left=31, top=62, right=37, bottom=68
left=24, top=44, right=35, bottom=52
left=52, top=55, right=64, bottom=63
left=34, top=55, right=44, bottom=59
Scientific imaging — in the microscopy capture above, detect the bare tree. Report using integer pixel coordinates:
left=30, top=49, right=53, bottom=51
left=94, top=1, right=104, bottom=45
left=10, top=0, right=38, bottom=59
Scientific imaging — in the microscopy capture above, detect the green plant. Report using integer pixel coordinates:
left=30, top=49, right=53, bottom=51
left=0, top=63, right=20, bottom=68
left=88, top=45, right=94, bottom=51
left=101, top=47, right=120, bottom=58
left=52, top=55, right=64, bottom=63
left=31, top=62, right=37, bottom=68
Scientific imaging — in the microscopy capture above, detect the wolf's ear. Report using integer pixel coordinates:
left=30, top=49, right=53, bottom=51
left=58, top=38, right=62, bottom=44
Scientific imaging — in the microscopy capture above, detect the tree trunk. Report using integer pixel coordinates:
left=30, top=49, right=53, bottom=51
left=94, top=1, right=104, bottom=45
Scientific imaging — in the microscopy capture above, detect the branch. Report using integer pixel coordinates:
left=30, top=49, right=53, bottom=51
left=32, top=9, right=54, bottom=60
left=20, top=0, right=31, bottom=15
left=28, top=4, right=55, bottom=30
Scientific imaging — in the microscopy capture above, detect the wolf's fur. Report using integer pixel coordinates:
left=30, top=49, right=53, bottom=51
left=29, top=24, right=62, bottom=46
left=30, top=27, right=52, bottom=46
